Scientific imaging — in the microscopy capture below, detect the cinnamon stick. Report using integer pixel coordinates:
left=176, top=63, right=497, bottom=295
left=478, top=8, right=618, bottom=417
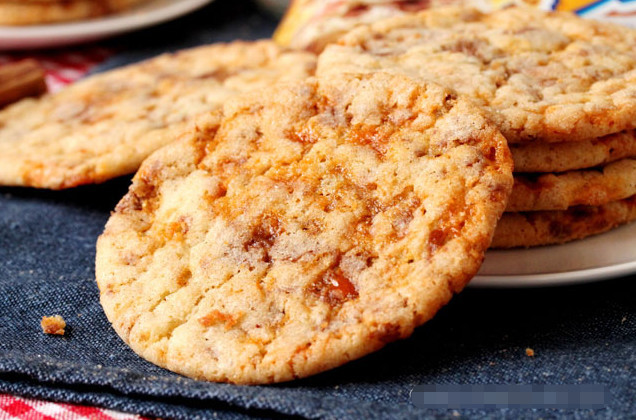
left=0, top=59, right=47, bottom=108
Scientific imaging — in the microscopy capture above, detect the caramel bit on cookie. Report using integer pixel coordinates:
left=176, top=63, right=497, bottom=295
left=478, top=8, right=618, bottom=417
left=525, top=348, right=535, bottom=357
left=198, top=310, right=241, bottom=331
left=347, top=125, right=393, bottom=157
left=387, top=187, right=421, bottom=240
left=309, top=268, right=359, bottom=306
left=344, top=4, right=371, bottom=18
left=41, top=315, right=66, bottom=336
left=162, top=216, right=191, bottom=241
left=244, top=214, right=283, bottom=262
left=369, top=322, right=403, bottom=344
left=428, top=207, right=467, bottom=254
left=444, top=39, right=484, bottom=60
left=397, top=0, right=434, bottom=12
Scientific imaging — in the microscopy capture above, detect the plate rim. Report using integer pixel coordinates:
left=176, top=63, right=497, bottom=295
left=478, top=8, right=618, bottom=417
left=469, top=219, right=636, bottom=288
left=470, top=259, right=636, bottom=288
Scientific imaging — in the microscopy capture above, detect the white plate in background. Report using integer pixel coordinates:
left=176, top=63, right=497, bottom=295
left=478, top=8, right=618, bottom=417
left=471, top=222, right=636, bottom=288
left=0, top=0, right=214, bottom=50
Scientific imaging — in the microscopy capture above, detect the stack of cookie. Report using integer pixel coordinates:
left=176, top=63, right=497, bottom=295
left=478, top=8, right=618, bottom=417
left=495, top=135, right=636, bottom=248
left=314, top=6, right=636, bottom=248
left=0, top=0, right=151, bottom=25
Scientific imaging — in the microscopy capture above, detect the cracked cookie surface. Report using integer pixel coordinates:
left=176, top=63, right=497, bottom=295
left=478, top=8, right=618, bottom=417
left=96, top=72, right=512, bottom=384
left=317, top=6, right=636, bottom=143
left=0, top=40, right=316, bottom=189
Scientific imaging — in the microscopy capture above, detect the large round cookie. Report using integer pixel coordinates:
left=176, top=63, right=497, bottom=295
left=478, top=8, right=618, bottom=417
left=274, top=0, right=461, bottom=53
left=96, top=72, right=513, bottom=384
left=511, top=130, right=636, bottom=173
left=0, top=41, right=316, bottom=189
left=0, top=0, right=150, bottom=25
left=508, top=158, right=636, bottom=212
left=492, top=195, right=636, bottom=248
left=317, top=6, right=636, bottom=143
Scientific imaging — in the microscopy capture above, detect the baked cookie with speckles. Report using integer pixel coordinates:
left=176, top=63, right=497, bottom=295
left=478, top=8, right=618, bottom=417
left=96, top=72, right=513, bottom=384
left=317, top=6, right=636, bottom=143
left=273, top=0, right=464, bottom=53
left=511, top=130, right=636, bottom=173
left=507, top=158, right=636, bottom=212
left=0, top=40, right=316, bottom=189
left=492, top=195, right=636, bottom=248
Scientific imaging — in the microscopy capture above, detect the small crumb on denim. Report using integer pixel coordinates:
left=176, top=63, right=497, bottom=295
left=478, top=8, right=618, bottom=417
left=41, top=315, right=66, bottom=335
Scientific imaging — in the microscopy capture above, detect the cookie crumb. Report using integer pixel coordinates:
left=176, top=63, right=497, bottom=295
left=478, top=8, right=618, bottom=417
left=41, top=315, right=66, bottom=335
left=525, top=347, right=535, bottom=357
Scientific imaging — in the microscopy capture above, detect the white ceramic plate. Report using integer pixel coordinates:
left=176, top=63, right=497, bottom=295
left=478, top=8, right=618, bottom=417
left=0, top=0, right=214, bottom=50
left=471, top=222, right=636, bottom=288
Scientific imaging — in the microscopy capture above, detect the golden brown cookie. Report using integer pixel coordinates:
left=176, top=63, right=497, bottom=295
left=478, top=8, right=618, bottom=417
left=511, top=130, right=636, bottom=173
left=492, top=195, right=636, bottom=248
left=96, top=72, right=513, bottom=384
left=274, top=0, right=463, bottom=53
left=507, top=158, right=636, bottom=212
left=0, top=0, right=150, bottom=25
left=0, top=41, right=316, bottom=189
left=317, top=7, right=636, bottom=143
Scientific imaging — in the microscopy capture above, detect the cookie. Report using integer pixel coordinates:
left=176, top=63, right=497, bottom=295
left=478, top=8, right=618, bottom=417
left=0, top=0, right=150, bottom=25
left=492, top=195, right=636, bottom=248
left=511, top=130, right=636, bottom=173
left=274, top=0, right=460, bottom=53
left=96, top=72, right=513, bottom=384
left=507, top=158, right=636, bottom=212
left=0, top=41, right=316, bottom=189
left=317, top=6, right=636, bottom=143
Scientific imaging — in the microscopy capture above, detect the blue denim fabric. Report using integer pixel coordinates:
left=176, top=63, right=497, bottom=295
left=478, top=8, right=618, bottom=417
left=0, top=1, right=634, bottom=418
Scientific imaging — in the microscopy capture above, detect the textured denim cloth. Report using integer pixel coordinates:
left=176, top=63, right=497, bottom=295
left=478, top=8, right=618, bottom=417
left=0, top=1, right=634, bottom=418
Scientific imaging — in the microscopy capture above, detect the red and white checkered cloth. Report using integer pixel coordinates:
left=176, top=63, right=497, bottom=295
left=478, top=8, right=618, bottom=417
left=0, top=46, right=114, bottom=92
left=0, top=394, right=147, bottom=420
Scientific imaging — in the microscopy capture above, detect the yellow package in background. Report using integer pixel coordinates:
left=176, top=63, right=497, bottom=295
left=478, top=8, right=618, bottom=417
left=481, top=0, right=636, bottom=27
